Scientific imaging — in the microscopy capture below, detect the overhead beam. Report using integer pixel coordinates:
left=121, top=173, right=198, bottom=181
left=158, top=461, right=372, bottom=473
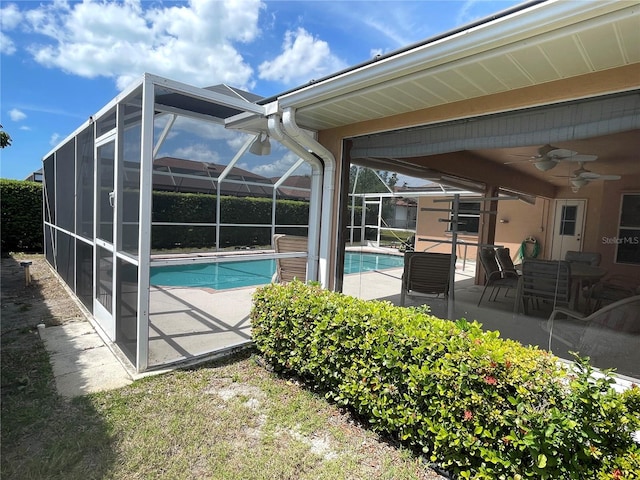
left=403, top=151, right=556, bottom=198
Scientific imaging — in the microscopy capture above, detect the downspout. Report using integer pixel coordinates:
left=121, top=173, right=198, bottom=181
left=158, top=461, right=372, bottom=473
left=281, top=107, right=336, bottom=290
left=267, top=114, right=322, bottom=284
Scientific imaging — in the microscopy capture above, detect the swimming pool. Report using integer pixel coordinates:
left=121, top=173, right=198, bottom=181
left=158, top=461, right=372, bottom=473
left=150, top=251, right=405, bottom=290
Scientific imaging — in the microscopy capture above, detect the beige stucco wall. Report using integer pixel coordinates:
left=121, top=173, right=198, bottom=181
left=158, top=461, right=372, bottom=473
left=414, top=196, right=550, bottom=264
left=550, top=176, right=640, bottom=279
left=594, top=175, right=640, bottom=278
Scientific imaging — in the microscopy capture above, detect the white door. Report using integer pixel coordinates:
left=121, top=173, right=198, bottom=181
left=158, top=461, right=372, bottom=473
left=551, top=200, right=586, bottom=260
left=94, top=138, right=116, bottom=339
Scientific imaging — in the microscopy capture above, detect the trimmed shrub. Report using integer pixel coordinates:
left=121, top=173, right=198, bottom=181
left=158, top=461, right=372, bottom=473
left=250, top=281, right=640, bottom=479
left=0, top=179, right=43, bottom=253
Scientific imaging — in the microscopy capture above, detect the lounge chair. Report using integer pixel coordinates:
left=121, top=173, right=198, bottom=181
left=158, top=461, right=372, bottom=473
left=272, top=234, right=308, bottom=283
left=583, top=273, right=640, bottom=313
left=400, top=252, right=453, bottom=306
left=546, top=295, right=640, bottom=377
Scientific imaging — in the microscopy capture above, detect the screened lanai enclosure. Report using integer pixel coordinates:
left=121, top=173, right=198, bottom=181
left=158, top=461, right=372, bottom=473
left=41, top=70, right=640, bottom=381
left=42, top=74, right=317, bottom=372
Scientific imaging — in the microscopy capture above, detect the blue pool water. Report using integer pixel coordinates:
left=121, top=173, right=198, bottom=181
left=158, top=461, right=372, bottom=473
left=150, top=251, right=404, bottom=290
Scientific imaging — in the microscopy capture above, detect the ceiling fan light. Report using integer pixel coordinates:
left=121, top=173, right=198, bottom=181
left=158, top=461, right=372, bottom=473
left=571, top=178, right=589, bottom=188
left=534, top=160, right=556, bottom=171
left=548, top=148, right=577, bottom=159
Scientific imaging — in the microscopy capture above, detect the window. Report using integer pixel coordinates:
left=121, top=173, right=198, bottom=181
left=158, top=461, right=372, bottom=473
left=615, top=194, right=640, bottom=265
left=559, top=205, right=578, bottom=236
left=450, top=201, right=480, bottom=234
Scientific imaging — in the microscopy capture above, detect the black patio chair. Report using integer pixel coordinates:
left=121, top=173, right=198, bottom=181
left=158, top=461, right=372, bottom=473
left=495, top=247, right=520, bottom=277
left=477, top=247, right=519, bottom=306
left=515, top=259, right=571, bottom=314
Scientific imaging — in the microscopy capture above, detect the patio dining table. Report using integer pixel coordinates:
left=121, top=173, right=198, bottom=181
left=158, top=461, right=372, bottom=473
left=569, top=263, right=607, bottom=311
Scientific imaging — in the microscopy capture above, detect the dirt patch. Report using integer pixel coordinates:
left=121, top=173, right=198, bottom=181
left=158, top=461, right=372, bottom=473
left=2, top=254, right=86, bottom=329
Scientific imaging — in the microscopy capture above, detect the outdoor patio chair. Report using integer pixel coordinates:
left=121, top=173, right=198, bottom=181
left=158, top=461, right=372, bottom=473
left=546, top=295, right=640, bottom=376
left=583, top=274, right=640, bottom=313
left=400, top=252, right=453, bottom=306
left=565, top=250, right=601, bottom=266
left=495, top=247, right=521, bottom=277
left=477, top=247, right=519, bottom=306
left=272, top=234, right=308, bottom=283
left=515, top=259, right=571, bottom=314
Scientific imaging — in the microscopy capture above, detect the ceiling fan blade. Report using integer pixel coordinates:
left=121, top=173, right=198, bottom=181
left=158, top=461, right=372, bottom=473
left=578, top=172, right=601, bottom=179
left=591, top=174, right=622, bottom=181
left=504, top=159, right=535, bottom=165
left=557, top=154, right=598, bottom=162
left=547, top=148, right=578, bottom=159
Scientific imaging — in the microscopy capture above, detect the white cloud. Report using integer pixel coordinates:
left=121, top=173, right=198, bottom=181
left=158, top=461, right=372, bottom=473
left=49, top=133, right=61, bottom=146
left=172, top=117, right=236, bottom=141
left=320, top=2, right=427, bottom=50
left=170, top=143, right=221, bottom=164
left=9, top=108, right=27, bottom=121
left=19, top=126, right=31, bottom=131
left=246, top=150, right=305, bottom=177
left=360, top=16, right=413, bottom=48
left=258, top=28, right=347, bottom=85
left=23, top=0, right=263, bottom=90
left=227, top=131, right=254, bottom=151
left=456, top=1, right=487, bottom=26
left=1, top=4, right=22, bottom=30
left=0, top=3, right=21, bottom=54
left=0, top=32, right=16, bottom=55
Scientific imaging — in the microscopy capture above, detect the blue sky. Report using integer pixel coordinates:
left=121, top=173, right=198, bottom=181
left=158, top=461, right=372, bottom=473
left=1, top=0, right=521, bottom=181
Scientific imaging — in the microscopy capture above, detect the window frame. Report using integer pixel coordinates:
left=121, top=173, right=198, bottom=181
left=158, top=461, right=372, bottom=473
left=448, top=201, right=481, bottom=235
left=614, top=193, right=640, bottom=265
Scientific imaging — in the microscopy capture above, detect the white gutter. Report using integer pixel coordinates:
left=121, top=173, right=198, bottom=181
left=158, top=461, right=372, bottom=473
left=281, top=107, right=336, bottom=289
left=267, top=113, right=322, bottom=284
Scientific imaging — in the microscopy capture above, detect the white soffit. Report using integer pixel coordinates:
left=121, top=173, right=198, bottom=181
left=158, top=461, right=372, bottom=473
left=280, top=0, right=640, bottom=131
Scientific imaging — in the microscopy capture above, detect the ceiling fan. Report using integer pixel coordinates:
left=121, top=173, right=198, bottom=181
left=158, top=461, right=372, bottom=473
left=554, top=162, right=621, bottom=190
left=505, top=144, right=597, bottom=171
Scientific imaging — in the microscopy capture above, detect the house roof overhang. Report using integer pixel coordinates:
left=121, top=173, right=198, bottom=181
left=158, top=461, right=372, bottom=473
left=275, top=0, right=639, bottom=131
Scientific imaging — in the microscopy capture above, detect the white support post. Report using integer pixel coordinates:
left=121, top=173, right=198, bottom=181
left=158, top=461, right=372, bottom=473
left=376, top=196, right=383, bottom=247
left=136, top=76, right=155, bottom=373
left=152, top=114, right=177, bottom=159
left=349, top=166, right=361, bottom=245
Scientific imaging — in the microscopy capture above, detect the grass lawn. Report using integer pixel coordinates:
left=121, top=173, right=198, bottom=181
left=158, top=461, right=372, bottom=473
left=1, top=254, right=441, bottom=480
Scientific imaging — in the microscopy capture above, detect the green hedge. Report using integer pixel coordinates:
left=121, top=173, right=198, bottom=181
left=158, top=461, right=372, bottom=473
left=0, top=182, right=310, bottom=253
left=152, top=191, right=309, bottom=249
left=250, top=281, right=640, bottom=479
left=0, top=179, right=43, bottom=253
